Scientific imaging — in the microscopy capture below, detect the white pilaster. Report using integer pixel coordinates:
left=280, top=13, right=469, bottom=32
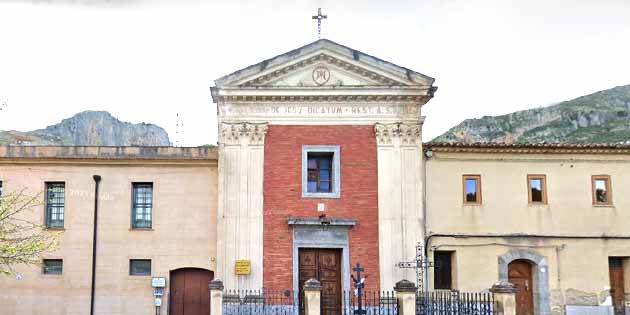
left=217, top=122, right=268, bottom=289
left=375, top=122, right=424, bottom=289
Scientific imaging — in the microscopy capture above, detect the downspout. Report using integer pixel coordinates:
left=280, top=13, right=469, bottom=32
left=422, top=148, right=431, bottom=292
left=90, top=175, right=101, bottom=315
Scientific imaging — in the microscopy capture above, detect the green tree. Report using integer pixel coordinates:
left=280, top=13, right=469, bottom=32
left=0, top=189, right=60, bottom=275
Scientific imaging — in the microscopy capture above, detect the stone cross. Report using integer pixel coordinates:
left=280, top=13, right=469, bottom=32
left=312, top=8, right=328, bottom=39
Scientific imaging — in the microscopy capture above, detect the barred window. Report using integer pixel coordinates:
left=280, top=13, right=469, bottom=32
left=43, top=259, right=63, bottom=275
left=45, top=182, right=65, bottom=228
left=132, top=183, right=153, bottom=229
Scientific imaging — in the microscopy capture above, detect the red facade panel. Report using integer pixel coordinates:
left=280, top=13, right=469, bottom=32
left=263, top=125, right=380, bottom=291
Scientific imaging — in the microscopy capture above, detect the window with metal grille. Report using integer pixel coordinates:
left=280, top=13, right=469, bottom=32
left=132, top=183, right=153, bottom=229
left=45, top=182, right=65, bottom=228
left=129, top=259, right=151, bottom=276
left=42, top=259, right=63, bottom=275
left=307, top=152, right=333, bottom=193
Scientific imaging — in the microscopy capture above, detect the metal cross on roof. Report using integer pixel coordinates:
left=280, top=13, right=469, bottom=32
left=311, top=8, right=327, bottom=39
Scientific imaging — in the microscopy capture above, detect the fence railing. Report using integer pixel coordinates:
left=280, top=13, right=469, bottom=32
left=342, top=290, right=399, bottom=315
left=416, top=290, right=496, bottom=315
left=223, top=289, right=301, bottom=315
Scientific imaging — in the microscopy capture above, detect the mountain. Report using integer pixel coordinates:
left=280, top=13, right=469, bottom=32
left=433, top=85, right=630, bottom=144
left=0, top=111, right=171, bottom=146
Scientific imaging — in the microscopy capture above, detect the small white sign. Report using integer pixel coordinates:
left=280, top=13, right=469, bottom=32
left=155, top=298, right=162, bottom=307
left=317, top=203, right=325, bottom=211
left=152, top=277, right=166, bottom=288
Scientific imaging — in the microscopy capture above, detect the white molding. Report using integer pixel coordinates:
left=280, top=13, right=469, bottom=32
left=301, top=145, right=341, bottom=199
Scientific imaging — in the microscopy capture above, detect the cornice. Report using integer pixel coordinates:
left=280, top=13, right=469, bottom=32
left=216, top=94, right=428, bottom=103
left=424, top=142, right=630, bottom=154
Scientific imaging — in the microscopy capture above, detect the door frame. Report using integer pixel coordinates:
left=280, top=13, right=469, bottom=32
left=169, top=267, right=215, bottom=315
left=291, top=225, right=352, bottom=299
left=498, top=249, right=551, bottom=315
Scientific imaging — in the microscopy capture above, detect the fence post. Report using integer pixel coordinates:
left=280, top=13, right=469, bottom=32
left=209, top=279, right=224, bottom=315
left=304, top=278, right=322, bottom=315
left=394, top=280, right=417, bottom=315
left=490, top=281, right=517, bottom=315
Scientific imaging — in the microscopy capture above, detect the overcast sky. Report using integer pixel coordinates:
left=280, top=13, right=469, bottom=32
left=1, top=0, right=629, bottom=146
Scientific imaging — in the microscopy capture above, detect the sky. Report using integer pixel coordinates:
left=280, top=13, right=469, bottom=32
left=0, top=0, right=629, bottom=146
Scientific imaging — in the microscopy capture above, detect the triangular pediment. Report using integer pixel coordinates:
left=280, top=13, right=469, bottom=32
left=214, top=39, right=435, bottom=89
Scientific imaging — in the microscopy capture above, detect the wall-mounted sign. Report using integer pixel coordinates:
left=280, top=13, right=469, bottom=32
left=152, top=277, right=166, bottom=288
left=235, top=260, right=251, bottom=275
left=154, top=289, right=164, bottom=296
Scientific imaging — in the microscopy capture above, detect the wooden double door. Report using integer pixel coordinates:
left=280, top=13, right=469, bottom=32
left=508, top=260, right=534, bottom=315
left=170, top=268, right=214, bottom=315
left=299, top=248, right=342, bottom=315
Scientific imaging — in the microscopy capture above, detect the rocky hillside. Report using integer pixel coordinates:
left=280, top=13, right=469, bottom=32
left=0, top=111, right=171, bottom=146
left=434, top=85, right=630, bottom=144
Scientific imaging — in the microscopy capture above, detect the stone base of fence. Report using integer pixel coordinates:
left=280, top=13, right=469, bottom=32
left=394, top=280, right=417, bottom=315
left=490, top=281, right=517, bottom=315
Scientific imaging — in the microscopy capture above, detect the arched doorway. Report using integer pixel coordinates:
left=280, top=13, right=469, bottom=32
left=169, top=268, right=214, bottom=315
left=498, top=249, right=551, bottom=315
left=509, top=260, right=534, bottom=315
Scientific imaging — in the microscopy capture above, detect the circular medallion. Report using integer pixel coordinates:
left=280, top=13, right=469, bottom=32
left=312, top=65, right=331, bottom=86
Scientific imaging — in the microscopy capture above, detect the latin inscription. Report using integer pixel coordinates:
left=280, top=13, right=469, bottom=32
left=219, top=104, right=419, bottom=117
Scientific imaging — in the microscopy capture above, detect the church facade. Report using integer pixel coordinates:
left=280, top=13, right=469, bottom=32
left=0, top=39, right=629, bottom=315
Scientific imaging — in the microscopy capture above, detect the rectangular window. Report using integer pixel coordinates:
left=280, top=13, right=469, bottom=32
left=527, top=175, right=547, bottom=204
left=434, top=251, right=453, bottom=290
left=307, top=152, right=333, bottom=193
left=132, top=183, right=153, bottom=229
left=302, top=145, right=341, bottom=198
left=592, top=175, right=612, bottom=205
left=42, top=259, right=63, bottom=275
left=462, top=175, right=481, bottom=204
left=0, top=180, right=3, bottom=198
left=45, top=182, right=65, bottom=228
left=129, top=259, right=151, bottom=276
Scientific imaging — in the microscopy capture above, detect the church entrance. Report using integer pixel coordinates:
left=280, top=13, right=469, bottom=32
left=299, top=248, right=342, bottom=315
left=169, top=268, right=214, bottom=315
left=508, top=260, right=534, bottom=315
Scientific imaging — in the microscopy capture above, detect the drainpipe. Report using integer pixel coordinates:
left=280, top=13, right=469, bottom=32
left=90, top=175, right=101, bottom=315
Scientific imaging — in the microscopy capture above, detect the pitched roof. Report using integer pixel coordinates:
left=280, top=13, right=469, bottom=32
left=213, top=39, right=435, bottom=87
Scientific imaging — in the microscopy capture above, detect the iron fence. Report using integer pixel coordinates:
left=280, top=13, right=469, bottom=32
left=416, top=291, right=495, bottom=315
left=223, top=289, right=301, bottom=315
left=341, top=290, right=399, bottom=315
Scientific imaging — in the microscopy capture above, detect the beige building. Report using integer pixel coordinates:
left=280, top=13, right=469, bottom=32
left=0, top=146, right=218, bottom=315
left=424, top=143, right=630, bottom=315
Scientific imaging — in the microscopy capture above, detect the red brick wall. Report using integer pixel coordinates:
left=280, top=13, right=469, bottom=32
left=263, top=125, right=380, bottom=292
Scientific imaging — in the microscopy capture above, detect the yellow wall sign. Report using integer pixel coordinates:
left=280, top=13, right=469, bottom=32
left=235, top=260, right=251, bottom=275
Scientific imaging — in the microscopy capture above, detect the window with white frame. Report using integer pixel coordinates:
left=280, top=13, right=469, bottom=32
left=302, top=145, right=340, bottom=198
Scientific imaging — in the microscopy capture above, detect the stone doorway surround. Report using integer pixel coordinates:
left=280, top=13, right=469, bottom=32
left=498, top=249, right=551, bottom=315
left=288, top=217, right=355, bottom=296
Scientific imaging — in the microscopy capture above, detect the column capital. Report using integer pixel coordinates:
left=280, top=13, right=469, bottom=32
left=220, top=122, right=269, bottom=145
left=374, top=122, right=421, bottom=146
